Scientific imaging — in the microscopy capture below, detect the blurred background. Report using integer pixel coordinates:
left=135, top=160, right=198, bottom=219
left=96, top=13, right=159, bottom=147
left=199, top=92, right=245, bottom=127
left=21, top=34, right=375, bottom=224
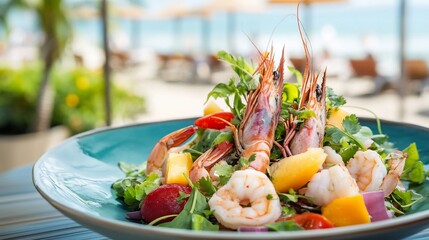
left=1, top=0, right=429, bottom=172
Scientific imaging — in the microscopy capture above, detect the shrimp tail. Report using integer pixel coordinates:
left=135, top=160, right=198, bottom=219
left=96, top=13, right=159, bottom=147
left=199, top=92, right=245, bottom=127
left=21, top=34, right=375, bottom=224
left=146, top=126, right=197, bottom=175
left=380, top=151, right=407, bottom=197
left=189, top=141, right=233, bottom=183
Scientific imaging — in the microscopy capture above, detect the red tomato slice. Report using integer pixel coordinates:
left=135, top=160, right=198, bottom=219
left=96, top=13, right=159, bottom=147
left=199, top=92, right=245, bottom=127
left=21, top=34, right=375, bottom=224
left=278, top=213, right=334, bottom=230
left=194, top=112, right=234, bottom=130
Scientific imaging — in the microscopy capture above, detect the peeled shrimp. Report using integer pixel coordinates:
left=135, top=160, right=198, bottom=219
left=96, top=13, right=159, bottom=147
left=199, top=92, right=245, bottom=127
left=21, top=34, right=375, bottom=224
left=380, top=151, right=406, bottom=197
left=347, top=150, right=387, bottom=192
left=208, top=169, right=281, bottom=229
left=305, top=165, right=360, bottom=206
left=323, top=146, right=344, bottom=168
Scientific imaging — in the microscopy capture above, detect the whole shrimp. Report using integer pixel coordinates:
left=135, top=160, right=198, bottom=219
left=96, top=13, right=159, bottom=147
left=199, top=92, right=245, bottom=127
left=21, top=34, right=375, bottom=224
left=203, top=50, right=285, bottom=229
left=146, top=126, right=197, bottom=176
left=208, top=169, right=282, bottom=229
left=305, top=165, right=360, bottom=206
left=288, top=18, right=327, bottom=155
left=237, top=49, right=285, bottom=173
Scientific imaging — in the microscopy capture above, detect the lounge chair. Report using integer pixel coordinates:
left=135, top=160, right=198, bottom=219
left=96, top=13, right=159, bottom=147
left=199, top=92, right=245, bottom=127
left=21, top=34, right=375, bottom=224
left=404, top=59, right=429, bottom=95
left=349, top=57, right=389, bottom=94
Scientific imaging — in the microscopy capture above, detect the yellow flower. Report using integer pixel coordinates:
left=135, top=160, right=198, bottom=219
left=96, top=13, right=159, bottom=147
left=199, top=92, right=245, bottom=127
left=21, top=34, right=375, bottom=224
left=65, top=94, right=79, bottom=108
left=76, top=76, right=90, bottom=90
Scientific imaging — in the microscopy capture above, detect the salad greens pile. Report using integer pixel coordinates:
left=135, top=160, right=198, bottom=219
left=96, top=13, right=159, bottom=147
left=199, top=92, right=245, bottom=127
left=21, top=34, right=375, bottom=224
left=112, top=50, right=428, bottom=232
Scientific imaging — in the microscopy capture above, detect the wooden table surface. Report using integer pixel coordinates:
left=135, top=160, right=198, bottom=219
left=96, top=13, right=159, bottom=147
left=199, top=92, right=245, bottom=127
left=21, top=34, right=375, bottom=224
left=1, top=165, right=428, bottom=240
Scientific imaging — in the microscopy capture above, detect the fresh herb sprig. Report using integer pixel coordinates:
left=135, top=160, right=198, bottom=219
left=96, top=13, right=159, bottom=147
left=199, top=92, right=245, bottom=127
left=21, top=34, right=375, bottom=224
left=206, top=51, right=256, bottom=122
left=112, top=161, right=161, bottom=211
left=158, top=176, right=219, bottom=231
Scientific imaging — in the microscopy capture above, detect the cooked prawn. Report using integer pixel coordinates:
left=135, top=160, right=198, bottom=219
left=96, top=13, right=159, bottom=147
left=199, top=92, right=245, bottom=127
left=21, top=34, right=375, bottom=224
left=237, top=49, right=285, bottom=173
left=189, top=141, right=233, bottom=183
left=208, top=169, right=282, bottom=229
left=380, top=151, right=407, bottom=197
left=146, top=126, right=197, bottom=176
left=346, top=150, right=387, bottom=192
left=323, top=146, right=344, bottom=168
left=305, top=165, right=360, bottom=206
left=288, top=19, right=327, bottom=155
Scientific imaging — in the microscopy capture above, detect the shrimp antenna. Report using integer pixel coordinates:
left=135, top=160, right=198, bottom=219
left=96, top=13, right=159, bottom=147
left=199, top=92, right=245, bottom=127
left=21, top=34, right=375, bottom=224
left=264, top=12, right=295, bottom=54
left=297, top=1, right=316, bottom=107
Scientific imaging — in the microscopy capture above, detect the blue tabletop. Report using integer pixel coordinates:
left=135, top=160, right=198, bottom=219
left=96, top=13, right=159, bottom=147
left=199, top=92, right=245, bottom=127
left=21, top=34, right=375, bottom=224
left=0, top=165, right=428, bottom=240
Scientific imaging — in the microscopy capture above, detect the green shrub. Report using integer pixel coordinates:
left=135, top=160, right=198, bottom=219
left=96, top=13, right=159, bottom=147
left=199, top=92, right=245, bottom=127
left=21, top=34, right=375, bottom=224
left=0, top=64, right=146, bottom=135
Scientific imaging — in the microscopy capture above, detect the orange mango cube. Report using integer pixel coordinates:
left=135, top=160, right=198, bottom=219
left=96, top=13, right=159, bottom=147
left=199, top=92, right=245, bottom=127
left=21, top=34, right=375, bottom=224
left=165, top=152, right=193, bottom=185
left=270, top=148, right=326, bottom=193
left=322, top=195, right=371, bottom=227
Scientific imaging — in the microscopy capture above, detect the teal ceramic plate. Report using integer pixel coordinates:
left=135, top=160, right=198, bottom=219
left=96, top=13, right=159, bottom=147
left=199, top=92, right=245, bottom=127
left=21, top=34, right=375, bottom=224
left=33, top=118, right=429, bottom=240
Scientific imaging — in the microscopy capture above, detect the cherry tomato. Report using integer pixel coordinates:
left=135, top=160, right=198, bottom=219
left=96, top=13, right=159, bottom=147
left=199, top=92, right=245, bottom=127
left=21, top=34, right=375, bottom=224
left=278, top=213, right=334, bottom=230
left=194, top=112, right=234, bottom=130
left=140, top=184, right=192, bottom=224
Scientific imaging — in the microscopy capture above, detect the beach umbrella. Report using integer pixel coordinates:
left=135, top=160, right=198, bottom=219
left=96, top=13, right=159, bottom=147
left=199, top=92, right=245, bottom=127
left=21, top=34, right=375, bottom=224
left=200, top=0, right=266, bottom=53
left=268, top=0, right=344, bottom=35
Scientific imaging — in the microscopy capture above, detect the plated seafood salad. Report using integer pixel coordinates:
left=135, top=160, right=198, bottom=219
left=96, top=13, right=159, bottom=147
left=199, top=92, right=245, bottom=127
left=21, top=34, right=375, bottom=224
left=112, top=48, right=427, bottom=232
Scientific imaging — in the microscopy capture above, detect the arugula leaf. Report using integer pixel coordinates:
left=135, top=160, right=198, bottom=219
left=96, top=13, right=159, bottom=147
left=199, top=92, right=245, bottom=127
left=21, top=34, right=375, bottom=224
left=191, top=214, right=219, bottom=231
left=185, top=129, right=222, bottom=160
left=403, top=143, right=420, bottom=170
left=402, top=143, right=426, bottom=184
left=211, top=131, right=233, bottom=147
left=159, top=187, right=212, bottom=230
left=176, top=191, right=191, bottom=204
left=217, top=51, right=254, bottom=81
left=390, top=189, right=423, bottom=212
left=266, top=220, right=303, bottom=231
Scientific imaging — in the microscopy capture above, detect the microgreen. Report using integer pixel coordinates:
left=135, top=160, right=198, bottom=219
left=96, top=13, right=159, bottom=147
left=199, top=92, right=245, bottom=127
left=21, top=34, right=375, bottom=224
left=112, top=162, right=160, bottom=211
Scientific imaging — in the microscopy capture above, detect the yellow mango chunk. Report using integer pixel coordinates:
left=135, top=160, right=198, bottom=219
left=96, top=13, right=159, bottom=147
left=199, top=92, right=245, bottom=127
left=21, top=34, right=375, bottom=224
left=203, top=100, right=224, bottom=116
left=165, top=152, right=193, bottom=184
left=322, top=195, right=370, bottom=227
left=270, top=148, right=326, bottom=193
left=327, top=108, right=349, bottom=130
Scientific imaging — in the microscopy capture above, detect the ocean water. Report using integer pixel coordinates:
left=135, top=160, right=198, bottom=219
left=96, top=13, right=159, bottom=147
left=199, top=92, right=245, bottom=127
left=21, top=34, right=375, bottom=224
left=2, top=0, right=429, bottom=77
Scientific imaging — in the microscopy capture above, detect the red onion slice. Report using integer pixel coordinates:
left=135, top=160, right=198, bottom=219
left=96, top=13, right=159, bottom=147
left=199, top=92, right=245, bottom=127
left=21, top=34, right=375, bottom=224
left=127, top=210, right=143, bottom=220
left=362, top=191, right=391, bottom=222
left=238, top=226, right=269, bottom=232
